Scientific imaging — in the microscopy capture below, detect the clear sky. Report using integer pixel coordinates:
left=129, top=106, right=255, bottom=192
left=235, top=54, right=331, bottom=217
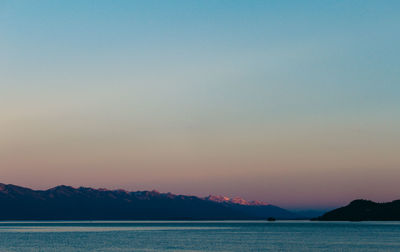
left=1, top=0, right=399, bottom=209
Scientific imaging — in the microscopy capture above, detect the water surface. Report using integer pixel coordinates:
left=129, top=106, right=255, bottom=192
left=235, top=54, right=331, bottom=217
left=0, top=221, right=399, bottom=251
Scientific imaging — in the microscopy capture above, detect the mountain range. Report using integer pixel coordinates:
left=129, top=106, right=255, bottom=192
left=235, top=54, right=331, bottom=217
left=0, top=183, right=300, bottom=220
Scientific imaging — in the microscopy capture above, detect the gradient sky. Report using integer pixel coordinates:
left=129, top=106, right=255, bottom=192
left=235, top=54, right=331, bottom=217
left=1, top=0, right=399, bottom=209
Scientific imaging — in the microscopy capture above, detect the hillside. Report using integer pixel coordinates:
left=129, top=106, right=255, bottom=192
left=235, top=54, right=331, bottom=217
left=314, top=199, right=400, bottom=221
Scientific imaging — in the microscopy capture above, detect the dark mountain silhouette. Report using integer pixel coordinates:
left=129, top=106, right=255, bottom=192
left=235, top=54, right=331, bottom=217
left=0, top=183, right=299, bottom=220
left=314, top=199, right=400, bottom=221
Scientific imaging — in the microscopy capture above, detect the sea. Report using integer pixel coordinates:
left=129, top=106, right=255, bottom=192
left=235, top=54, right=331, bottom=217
left=0, top=221, right=399, bottom=251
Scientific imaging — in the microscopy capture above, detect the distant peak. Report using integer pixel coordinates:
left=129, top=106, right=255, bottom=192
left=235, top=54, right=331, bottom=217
left=48, top=185, right=76, bottom=191
left=205, top=195, right=267, bottom=206
left=205, top=195, right=230, bottom=203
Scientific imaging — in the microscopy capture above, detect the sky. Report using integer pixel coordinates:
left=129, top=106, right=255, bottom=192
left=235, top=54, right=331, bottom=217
left=0, top=0, right=399, bottom=209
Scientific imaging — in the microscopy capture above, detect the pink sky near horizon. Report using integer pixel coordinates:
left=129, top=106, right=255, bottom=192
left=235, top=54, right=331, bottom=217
left=1, top=115, right=399, bottom=209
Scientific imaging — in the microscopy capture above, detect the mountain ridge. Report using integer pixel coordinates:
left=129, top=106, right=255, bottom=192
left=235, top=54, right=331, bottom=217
left=0, top=183, right=300, bottom=220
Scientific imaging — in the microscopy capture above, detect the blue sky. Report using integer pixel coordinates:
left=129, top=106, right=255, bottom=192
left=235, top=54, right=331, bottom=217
left=1, top=0, right=399, bottom=208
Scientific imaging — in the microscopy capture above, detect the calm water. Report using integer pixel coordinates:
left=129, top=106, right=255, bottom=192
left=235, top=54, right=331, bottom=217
left=0, top=221, right=399, bottom=251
